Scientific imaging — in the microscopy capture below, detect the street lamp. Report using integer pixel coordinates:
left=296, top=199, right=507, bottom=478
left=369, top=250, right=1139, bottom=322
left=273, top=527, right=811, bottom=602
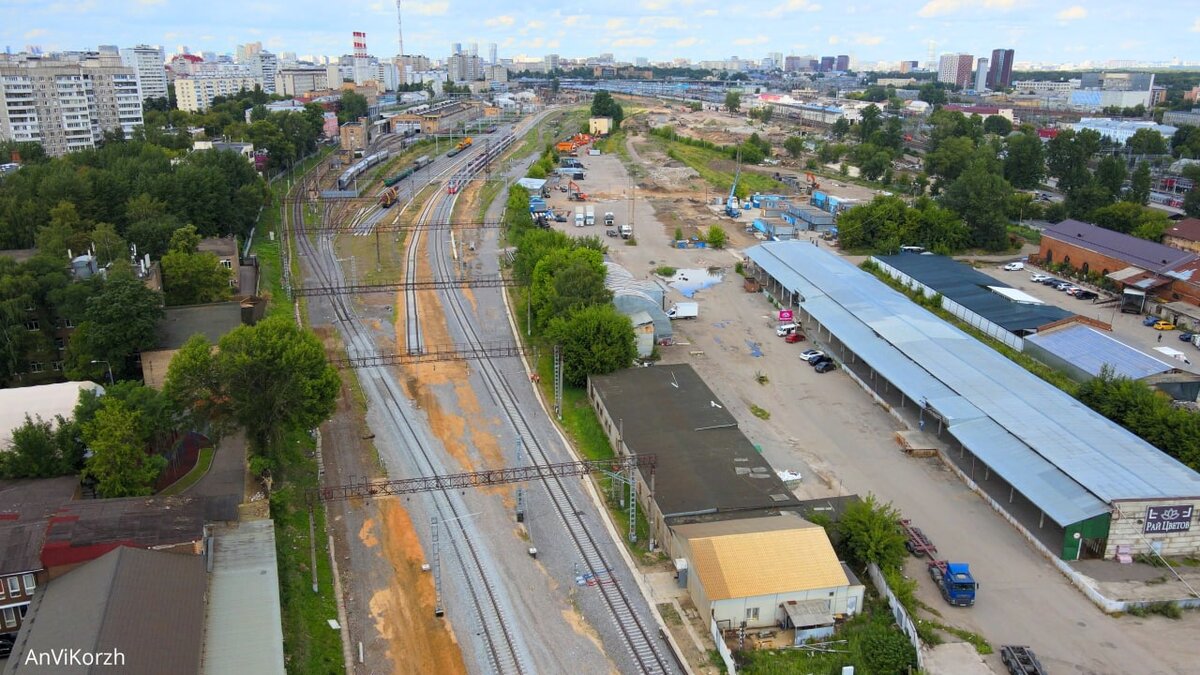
left=90, top=359, right=114, bottom=385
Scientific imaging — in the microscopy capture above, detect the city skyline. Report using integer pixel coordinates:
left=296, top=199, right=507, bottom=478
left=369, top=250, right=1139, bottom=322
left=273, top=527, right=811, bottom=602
left=2, top=0, right=1199, bottom=67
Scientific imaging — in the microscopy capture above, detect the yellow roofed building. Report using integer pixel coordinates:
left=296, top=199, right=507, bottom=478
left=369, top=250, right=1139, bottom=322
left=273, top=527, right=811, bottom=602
left=673, top=512, right=864, bottom=632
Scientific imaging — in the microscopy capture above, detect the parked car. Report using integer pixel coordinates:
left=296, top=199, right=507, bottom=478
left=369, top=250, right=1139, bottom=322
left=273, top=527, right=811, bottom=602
left=1003, top=262, right=1025, bottom=271
left=1154, top=320, right=1176, bottom=331
left=814, top=360, right=837, bottom=373
left=1143, top=316, right=1161, bottom=326
left=1054, top=282, right=1075, bottom=291
left=605, top=228, right=618, bottom=237
left=1179, top=332, right=1196, bottom=342
left=784, top=332, right=806, bottom=343
left=800, top=349, right=825, bottom=363
left=1042, top=278, right=1064, bottom=286
left=776, top=323, right=799, bottom=337
left=810, top=355, right=833, bottom=368
left=1075, top=290, right=1098, bottom=300
left=1030, top=273, right=1052, bottom=282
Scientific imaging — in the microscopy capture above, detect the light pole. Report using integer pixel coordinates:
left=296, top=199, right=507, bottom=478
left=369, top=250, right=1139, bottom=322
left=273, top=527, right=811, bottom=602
left=90, top=359, right=114, bottom=385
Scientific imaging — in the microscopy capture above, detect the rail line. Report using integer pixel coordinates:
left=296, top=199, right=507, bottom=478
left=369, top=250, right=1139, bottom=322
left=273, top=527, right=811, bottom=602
left=288, top=172, right=529, bottom=674
left=427, top=166, right=677, bottom=673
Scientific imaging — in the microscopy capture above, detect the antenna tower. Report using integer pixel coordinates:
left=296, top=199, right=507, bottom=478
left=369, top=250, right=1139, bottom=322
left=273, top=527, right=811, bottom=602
left=395, top=0, right=405, bottom=57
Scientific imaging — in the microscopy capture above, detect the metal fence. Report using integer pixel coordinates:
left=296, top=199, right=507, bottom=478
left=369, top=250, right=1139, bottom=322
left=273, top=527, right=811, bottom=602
left=866, top=562, right=925, bottom=670
left=709, top=615, right=738, bottom=675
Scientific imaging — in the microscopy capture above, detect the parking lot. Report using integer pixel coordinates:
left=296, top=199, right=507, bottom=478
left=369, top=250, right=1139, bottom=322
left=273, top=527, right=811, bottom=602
left=975, top=262, right=1200, bottom=373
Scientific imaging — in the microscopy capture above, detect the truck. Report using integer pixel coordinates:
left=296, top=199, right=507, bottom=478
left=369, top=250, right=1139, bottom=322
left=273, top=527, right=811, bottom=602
left=901, top=519, right=938, bottom=559
left=1000, top=646, right=1047, bottom=675
left=619, top=224, right=633, bottom=239
left=604, top=212, right=615, bottom=226
left=927, top=560, right=978, bottom=607
left=574, top=206, right=585, bottom=228
left=585, top=206, right=595, bottom=226
left=667, top=302, right=698, bottom=320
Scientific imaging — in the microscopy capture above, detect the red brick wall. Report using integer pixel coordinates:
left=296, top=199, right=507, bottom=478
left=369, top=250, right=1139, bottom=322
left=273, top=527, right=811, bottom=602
left=1036, top=238, right=1127, bottom=278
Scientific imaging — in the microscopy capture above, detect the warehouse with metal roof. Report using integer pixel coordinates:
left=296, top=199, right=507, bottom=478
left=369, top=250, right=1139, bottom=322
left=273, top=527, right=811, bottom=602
left=872, top=253, right=1072, bottom=349
left=745, top=241, right=1200, bottom=560
left=1024, top=323, right=1175, bottom=382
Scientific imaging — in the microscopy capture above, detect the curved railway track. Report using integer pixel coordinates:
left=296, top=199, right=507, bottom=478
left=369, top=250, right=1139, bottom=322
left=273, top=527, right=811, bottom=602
left=288, top=173, right=529, bottom=675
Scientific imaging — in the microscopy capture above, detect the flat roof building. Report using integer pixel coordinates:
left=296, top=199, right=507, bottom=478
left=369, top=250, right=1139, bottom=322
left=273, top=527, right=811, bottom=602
left=588, top=364, right=801, bottom=557
left=745, top=241, right=1200, bottom=560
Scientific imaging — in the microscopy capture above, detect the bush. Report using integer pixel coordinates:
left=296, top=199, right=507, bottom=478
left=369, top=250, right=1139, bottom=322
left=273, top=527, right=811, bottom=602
left=706, top=225, right=727, bottom=249
left=655, top=266, right=676, bottom=277
left=674, top=227, right=684, bottom=241
left=860, top=624, right=918, bottom=673
left=837, top=494, right=908, bottom=571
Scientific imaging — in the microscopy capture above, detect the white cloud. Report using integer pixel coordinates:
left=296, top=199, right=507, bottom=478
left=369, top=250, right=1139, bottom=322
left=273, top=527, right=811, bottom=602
left=546, top=39, right=561, bottom=49
left=612, top=37, right=658, bottom=47
left=639, top=16, right=687, bottom=30
left=137, top=0, right=165, bottom=5
left=605, top=18, right=627, bottom=30
left=675, top=37, right=701, bottom=47
left=1055, top=5, right=1086, bottom=20
left=701, top=8, right=718, bottom=15
left=854, top=34, right=884, bottom=46
left=24, top=28, right=47, bottom=39
left=527, top=20, right=545, bottom=29
left=917, top=0, right=1018, bottom=18
left=1192, top=18, right=1200, bottom=32
left=501, top=37, right=515, bottom=48
left=411, top=1, right=449, bottom=16
left=485, top=15, right=515, bottom=27
left=733, top=35, right=769, bottom=46
left=562, top=14, right=586, bottom=26
left=828, top=36, right=841, bottom=45
left=764, top=0, right=822, bottom=18
left=641, top=0, right=671, bottom=9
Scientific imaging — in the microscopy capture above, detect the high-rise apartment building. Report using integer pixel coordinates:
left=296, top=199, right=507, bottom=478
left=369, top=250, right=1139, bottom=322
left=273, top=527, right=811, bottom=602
left=174, top=70, right=260, bottom=112
left=0, top=52, right=143, bottom=157
left=277, top=67, right=329, bottom=96
left=119, top=44, right=167, bottom=101
left=987, top=48, right=1014, bottom=89
left=974, top=57, right=989, bottom=91
left=235, top=42, right=263, bottom=64
left=544, top=54, right=560, bottom=71
left=489, top=43, right=497, bottom=65
left=448, top=53, right=483, bottom=82
left=835, top=55, right=849, bottom=71
left=899, top=60, right=919, bottom=73
left=248, top=51, right=278, bottom=94
left=938, top=53, right=974, bottom=88
left=784, top=56, right=803, bottom=72
left=819, top=56, right=835, bottom=72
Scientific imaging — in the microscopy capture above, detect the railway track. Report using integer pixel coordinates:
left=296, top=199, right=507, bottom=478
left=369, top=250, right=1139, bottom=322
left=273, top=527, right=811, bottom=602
left=420, top=124, right=677, bottom=673
left=287, top=173, right=529, bottom=675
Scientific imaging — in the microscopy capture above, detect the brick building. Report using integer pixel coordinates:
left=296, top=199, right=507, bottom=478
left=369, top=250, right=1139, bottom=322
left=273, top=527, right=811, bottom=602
left=1037, top=219, right=1200, bottom=307
left=1163, top=217, right=1200, bottom=254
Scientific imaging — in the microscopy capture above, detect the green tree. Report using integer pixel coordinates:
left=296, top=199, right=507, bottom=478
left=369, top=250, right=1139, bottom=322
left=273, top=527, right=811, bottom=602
left=63, top=271, right=164, bottom=380
left=1183, top=188, right=1200, bottom=218
left=706, top=225, right=727, bottom=249
left=530, top=247, right=611, bottom=332
left=783, top=136, right=805, bottom=158
left=924, top=136, right=976, bottom=181
left=831, top=117, right=851, bottom=139
left=35, top=201, right=90, bottom=259
left=836, top=494, right=908, bottom=571
left=1003, top=132, right=1045, bottom=189
left=918, top=82, right=947, bottom=105
left=1095, top=156, right=1128, bottom=198
left=545, top=305, right=636, bottom=386
left=941, top=153, right=1014, bottom=250
left=1065, top=179, right=1114, bottom=219
left=163, top=334, right=225, bottom=428
left=161, top=249, right=232, bottom=306
left=89, top=222, right=127, bottom=266
left=1126, top=128, right=1168, bottom=157
left=0, top=414, right=82, bottom=478
left=1128, top=162, right=1152, bottom=205
left=724, top=90, right=741, bottom=113
left=983, top=114, right=1013, bottom=136
left=1046, top=128, right=1100, bottom=194
left=212, top=316, right=339, bottom=454
left=82, top=398, right=165, bottom=497
left=512, top=227, right=572, bottom=286
left=1090, top=201, right=1147, bottom=234
left=169, top=224, right=202, bottom=254
left=337, top=90, right=369, bottom=124
left=589, top=90, right=624, bottom=129
left=860, top=623, right=919, bottom=673
left=858, top=104, right=882, bottom=143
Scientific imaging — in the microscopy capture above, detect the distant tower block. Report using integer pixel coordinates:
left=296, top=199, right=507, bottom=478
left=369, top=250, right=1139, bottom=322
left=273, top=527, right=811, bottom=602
left=353, top=31, right=367, bottom=59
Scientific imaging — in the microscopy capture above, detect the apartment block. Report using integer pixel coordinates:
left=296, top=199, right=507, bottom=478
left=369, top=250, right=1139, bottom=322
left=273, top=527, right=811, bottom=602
left=988, top=48, right=1014, bottom=89
left=174, top=71, right=261, bottom=112
left=0, top=53, right=143, bottom=157
left=247, top=51, right=278, bottom=94
left=937, top=53, right=974, bottom=89
left=278, top=67, right=328, bottom=97
left=119, top=44, right=168, bottom=101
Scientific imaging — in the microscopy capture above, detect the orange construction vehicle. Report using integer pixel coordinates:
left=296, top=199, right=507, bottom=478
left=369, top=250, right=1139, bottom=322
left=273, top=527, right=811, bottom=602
left=567, top=180, right=588, bottom=201
left=804, top=172, right=820, bottom=193
left=555, top=141, right=575, bottom=153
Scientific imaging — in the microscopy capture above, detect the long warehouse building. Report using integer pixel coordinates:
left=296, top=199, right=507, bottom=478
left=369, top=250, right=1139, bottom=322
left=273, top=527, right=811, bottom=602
left=744, top=241, right=1200, bottom=560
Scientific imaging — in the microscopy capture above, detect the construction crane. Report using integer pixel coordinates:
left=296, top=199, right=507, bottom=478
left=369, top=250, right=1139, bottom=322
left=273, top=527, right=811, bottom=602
left=725, top=152, right=742, bottom=218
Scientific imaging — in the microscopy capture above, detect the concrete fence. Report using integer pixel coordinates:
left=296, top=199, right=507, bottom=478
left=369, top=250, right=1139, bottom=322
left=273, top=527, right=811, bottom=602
left=866, top=562, right=926, bottom=670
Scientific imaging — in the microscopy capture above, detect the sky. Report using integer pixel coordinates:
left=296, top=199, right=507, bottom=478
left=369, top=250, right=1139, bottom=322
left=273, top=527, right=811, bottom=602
left=2, top=0, right=1198, bottom=66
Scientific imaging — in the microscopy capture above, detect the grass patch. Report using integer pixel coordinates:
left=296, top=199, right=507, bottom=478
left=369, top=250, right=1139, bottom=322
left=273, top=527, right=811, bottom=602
left=1008, top=222, right=1042, bottom=244
left=1126, top=601, right=1184, bottom=619
left=649, top=136, right=788, bottom=197
left=654, top=266, right=677, bottom=277
left=271, top=428, right=345, bottom=674
left=657, top=602, right=683, bottom=626
left=922, top=620, right=993, bottom=654
left=750, top=404, right=770, bottom=420
left=159, top=446, right=215, bottom=496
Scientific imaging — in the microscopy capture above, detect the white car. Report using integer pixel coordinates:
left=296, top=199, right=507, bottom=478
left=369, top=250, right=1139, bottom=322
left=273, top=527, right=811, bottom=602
left=1003, top=262, right=1025, bottom=271
left=776, top=323, right=799, bottom=337
left=1030, top=273, right=1051, bottom=282
left=800, top=349, right=826, bottom=363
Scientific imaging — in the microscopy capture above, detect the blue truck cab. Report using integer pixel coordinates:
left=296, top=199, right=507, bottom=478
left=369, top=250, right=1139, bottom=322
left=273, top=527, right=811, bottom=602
left=929, top=561, right=977, bottom=606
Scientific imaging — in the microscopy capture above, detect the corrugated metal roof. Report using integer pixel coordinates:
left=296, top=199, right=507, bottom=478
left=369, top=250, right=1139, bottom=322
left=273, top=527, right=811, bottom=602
left=874, top=254, right=1071, bottom=333
left=202, top=520, right=286, bottom=675
left=1043, top=220, right=1197, bottom=273
left=747, top=242, right=1200, bottom=512
left=679, top=515, right=848, bottom=600
left=1026, top=324, right=1174, bottom=380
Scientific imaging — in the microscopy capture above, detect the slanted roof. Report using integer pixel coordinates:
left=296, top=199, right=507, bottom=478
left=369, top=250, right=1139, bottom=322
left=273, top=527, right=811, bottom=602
left=5, top=547, right=205, bottom=675
left=0, top=381, right=103, bottom=450
left=781, top=599, right=835, bottom=628
left=1043, top=219, right=1197, bottom=273
left=41, top=495, right=207, bottom=569
left=1025, top=324, right=1174, bottom=380
left=203, top=521, right=286, bottom=675
left=677, top=514, right=848, bottom=601
left=589, top=364, right=800, bottom=519
left=1165, top=218, right=1200, bottom=244
left=156, top=302, right=245, bottom=350
left=0, top=477, right=78, bottom=575
left=875, top=254, right=1071, bottom=334
left=746, top=241, right=1200, bottom=520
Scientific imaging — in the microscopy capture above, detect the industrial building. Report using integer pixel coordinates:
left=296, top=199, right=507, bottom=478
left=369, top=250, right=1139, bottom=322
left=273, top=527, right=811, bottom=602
left=0, top=51, right=144, bottom=156
left=1072, top=118, right=1177, bottom=146
left=745, top=241, right=1200, bottom=560
left=587, top=364, right=802, bottom=559
left=673, top=513, right=863, bottom=636
left=1163, top=108, right=1200, bottom=128
left=604, top=262, right=672, bottom=347
left=1024, top=323, right=1174, bottom=382
left=390, top=100, right=482, bottom=134
left=872, top=253, right=1072, bottom=349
